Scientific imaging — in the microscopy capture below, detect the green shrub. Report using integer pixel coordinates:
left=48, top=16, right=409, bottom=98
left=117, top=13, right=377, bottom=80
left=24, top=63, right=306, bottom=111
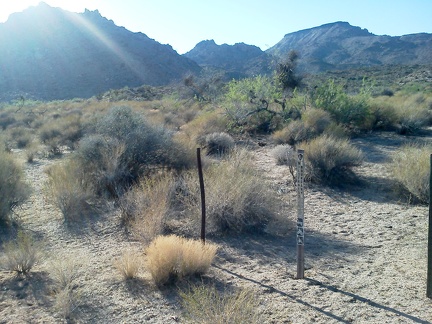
left=313, top=79, right=372, bottom=130
left=390, top=143, right=430, bottom=203
left=179, top=285, right=261, bottom=324
left=302, top=135, right=363, bottom=184
left=0, top=149, right=31, bottom=225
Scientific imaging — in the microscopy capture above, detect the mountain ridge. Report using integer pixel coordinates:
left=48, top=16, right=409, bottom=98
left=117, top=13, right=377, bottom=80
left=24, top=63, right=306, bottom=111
left=0, top=3, right=201, bottom=101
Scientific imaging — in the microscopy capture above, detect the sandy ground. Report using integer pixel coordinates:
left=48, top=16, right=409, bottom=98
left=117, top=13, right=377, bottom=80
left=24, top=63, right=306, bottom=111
left=1, top=131, right=432, bottom=323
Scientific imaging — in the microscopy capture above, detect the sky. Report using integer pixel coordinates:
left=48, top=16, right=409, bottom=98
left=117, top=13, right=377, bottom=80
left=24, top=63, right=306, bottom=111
left=1, top=0, right=431, bottom=54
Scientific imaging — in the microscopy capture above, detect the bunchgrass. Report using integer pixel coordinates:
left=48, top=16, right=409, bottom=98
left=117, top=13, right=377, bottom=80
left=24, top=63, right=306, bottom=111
left=145, top=235, right=217, bottom=286
left=179, top=285, right=261, bottom=324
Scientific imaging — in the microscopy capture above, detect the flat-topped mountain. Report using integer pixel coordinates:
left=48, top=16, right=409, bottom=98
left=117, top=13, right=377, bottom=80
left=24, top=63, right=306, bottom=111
left=267, top=21, right=432, bottom=72
left=0, top=2, right=200, bottom=101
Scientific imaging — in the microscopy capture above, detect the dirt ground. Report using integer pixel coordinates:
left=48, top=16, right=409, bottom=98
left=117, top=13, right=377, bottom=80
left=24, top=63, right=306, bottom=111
left=1, top=131, right=432, bottom=323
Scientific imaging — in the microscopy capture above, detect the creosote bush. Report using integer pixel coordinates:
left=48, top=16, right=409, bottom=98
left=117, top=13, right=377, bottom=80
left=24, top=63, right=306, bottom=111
left=179, top=285, right=261, bottom=324
left=390, top=143, right=430, bottom=203
left=146, top=235, right=217, bottom=286
left=302, top=135, right=363, bottom=184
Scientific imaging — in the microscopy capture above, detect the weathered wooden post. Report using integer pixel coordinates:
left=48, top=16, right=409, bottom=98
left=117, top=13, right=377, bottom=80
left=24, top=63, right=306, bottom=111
left=427, top=154, right=432, bottom=298
left=197, top=148, right=206, bottom=244
left=296, top=149, right=305, bottom=279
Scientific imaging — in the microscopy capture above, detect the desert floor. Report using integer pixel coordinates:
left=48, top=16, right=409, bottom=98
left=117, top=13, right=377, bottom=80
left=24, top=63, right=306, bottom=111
left=1, top=130, right=432, bottom=323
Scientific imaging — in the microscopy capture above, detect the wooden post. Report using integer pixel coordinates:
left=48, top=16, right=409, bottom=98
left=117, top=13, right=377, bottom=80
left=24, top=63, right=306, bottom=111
left=427, top=154, right=432, bottom=298
left=197, top=148, right=206, bottom=244
left=296, top=149, right=305, bottom=279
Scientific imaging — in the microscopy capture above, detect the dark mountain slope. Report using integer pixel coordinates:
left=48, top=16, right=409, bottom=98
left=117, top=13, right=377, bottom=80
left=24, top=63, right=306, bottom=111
left=0, top=3, right=200, bottom=101
left=184, top=40, right=274, bottom=78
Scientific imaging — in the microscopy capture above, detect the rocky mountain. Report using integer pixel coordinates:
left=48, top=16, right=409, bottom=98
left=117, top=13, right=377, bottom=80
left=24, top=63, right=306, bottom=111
left=267, top=21, right=432, bottom=73
left=184, top=40, right=274, bottom=78
left=0, top=2, right=201, bottom=101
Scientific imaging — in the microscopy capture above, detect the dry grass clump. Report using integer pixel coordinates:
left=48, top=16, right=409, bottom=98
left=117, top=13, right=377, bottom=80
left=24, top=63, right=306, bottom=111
left=0, top=147, right=31, bottom=225
left=272, top=120, right=309, bottom=146
left=302, top=135, right=363, bottom=184
left=390, top=143, right=430, bottom=203
left=271, top=144, right=296, bottom=166
left=114, top=250, right=142, bottom=280
left=179, top=285, right=261, bottom=324
left=45, top=159, right=97, bottom=223
left=181, top=149, right=279, bottom=233
left=145, top=235, right=217, bottom=286
left=119, top=174, right=174, bottom=242
left=2, top=231, right=42, bottom=274
left=49, top=256, right=83, bottom=290
left=49, top=256, right=84, bottom=320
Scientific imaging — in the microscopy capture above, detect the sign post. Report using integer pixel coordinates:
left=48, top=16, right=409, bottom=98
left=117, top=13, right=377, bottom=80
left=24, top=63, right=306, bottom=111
left=296, top=149, right=305, bottom=279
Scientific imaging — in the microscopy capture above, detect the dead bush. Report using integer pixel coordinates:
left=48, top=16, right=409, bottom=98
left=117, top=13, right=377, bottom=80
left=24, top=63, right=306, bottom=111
left=114, top=250, right=142, bottom=280
left=203, top=132, right=235, bottom=156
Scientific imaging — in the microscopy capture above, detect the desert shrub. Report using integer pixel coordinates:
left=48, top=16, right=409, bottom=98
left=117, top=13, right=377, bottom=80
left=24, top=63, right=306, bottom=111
left=301, top=108, right=332, bottom=135
left=393, top=95, right=430, bottom=134
left=145, top=235, right=217, bottom=286
left=2, top=230, right=42, bottom=274
left=181, top=149, right=279, bottom=233
left=0, top=111, right=16, bottom=130
left=119, top=174, right=174, bottom=242
left=302, top=135, right=363, bottom=184
left=271, top=144, right=296, bottom=166
left=179, top=285, right=261, bottom=324
left=390, top=143, right=430, bottom=203
left=272, top=120, right=310, bottom=146
left=0, top=149, right=31, bottom=225
left=114, top=250, right=141, bottom=280
left=45, top=159, right=97, bottom=223
left=182, top=110, right=229, bottom=144
left=203, top=132, right=235, bottom=156
left=9, top=126, right=33, bottom=148
left=77, top=106, right=192, bottom=197
left=368, top=100, right=398, bottom=131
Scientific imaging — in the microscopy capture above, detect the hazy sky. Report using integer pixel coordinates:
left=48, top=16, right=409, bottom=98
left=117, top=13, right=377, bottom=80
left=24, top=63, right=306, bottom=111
left=1, top=0, right=431, bottom=54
